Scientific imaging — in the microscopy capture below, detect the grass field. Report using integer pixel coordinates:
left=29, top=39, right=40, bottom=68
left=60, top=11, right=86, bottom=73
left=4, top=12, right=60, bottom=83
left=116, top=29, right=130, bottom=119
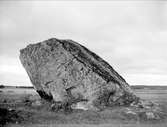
left=0, top=86, right=167, bottom=127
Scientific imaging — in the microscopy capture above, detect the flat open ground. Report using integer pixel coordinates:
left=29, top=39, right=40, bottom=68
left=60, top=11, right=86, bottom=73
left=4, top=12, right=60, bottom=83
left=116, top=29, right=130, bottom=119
left=0, top=85, right=167, bottom=127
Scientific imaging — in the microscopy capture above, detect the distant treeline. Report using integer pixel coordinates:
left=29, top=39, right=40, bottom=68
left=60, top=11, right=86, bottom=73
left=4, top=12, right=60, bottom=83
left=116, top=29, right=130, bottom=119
left=15, top=86, right=34, bottom=89
left=0, top=85, right=5, bottom=88
left=131, top=85, right=167, bottom=90
left=0, top=85, right=34, bottom=89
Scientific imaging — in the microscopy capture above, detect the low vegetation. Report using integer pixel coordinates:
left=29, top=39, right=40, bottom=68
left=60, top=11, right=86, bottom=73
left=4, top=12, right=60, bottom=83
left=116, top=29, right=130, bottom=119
left=0, top=86, right=167, bottom=127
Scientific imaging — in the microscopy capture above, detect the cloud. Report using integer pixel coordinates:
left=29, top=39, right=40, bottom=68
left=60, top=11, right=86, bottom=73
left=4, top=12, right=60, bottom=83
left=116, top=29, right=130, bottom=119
left=0, top=1, right=167, bottom=86
left=0, top=56, right=31, bottom=86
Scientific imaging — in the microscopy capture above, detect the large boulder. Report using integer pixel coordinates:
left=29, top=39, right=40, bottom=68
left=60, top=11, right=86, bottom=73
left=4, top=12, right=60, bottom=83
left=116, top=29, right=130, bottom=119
left=20, top=38, right=139, bottom=110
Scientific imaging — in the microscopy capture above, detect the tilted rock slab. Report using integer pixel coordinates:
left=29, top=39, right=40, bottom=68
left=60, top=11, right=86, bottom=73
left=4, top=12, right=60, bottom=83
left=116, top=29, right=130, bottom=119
left=20, top=38, right=139, bottom=110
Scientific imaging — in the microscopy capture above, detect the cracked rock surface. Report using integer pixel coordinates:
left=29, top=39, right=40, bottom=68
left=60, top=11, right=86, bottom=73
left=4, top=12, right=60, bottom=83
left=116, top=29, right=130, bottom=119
left=20, top=38, right=139, bottom=110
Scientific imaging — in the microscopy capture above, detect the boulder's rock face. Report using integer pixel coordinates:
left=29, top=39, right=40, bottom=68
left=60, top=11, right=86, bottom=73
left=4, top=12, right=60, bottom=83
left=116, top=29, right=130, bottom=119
left=20, top=38, right=139, bottom=110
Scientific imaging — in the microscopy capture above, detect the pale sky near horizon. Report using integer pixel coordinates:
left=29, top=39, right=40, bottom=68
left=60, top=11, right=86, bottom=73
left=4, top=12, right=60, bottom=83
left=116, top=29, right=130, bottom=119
left=0, top=0, right=167, bottom=86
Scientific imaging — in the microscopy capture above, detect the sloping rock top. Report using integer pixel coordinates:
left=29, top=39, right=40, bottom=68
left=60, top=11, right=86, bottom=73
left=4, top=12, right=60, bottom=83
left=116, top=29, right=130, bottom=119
left=20, top=38, right=138, bottom=110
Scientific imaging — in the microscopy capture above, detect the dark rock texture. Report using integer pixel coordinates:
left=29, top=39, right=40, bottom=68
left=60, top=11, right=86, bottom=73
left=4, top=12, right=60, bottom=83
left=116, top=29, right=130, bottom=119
left=20, top=38, right=139, bottom=110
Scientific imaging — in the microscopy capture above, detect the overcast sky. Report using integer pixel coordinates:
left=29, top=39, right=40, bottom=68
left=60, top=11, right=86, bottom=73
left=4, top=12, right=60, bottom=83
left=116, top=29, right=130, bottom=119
left=0, top=1, right=167, bottom=86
